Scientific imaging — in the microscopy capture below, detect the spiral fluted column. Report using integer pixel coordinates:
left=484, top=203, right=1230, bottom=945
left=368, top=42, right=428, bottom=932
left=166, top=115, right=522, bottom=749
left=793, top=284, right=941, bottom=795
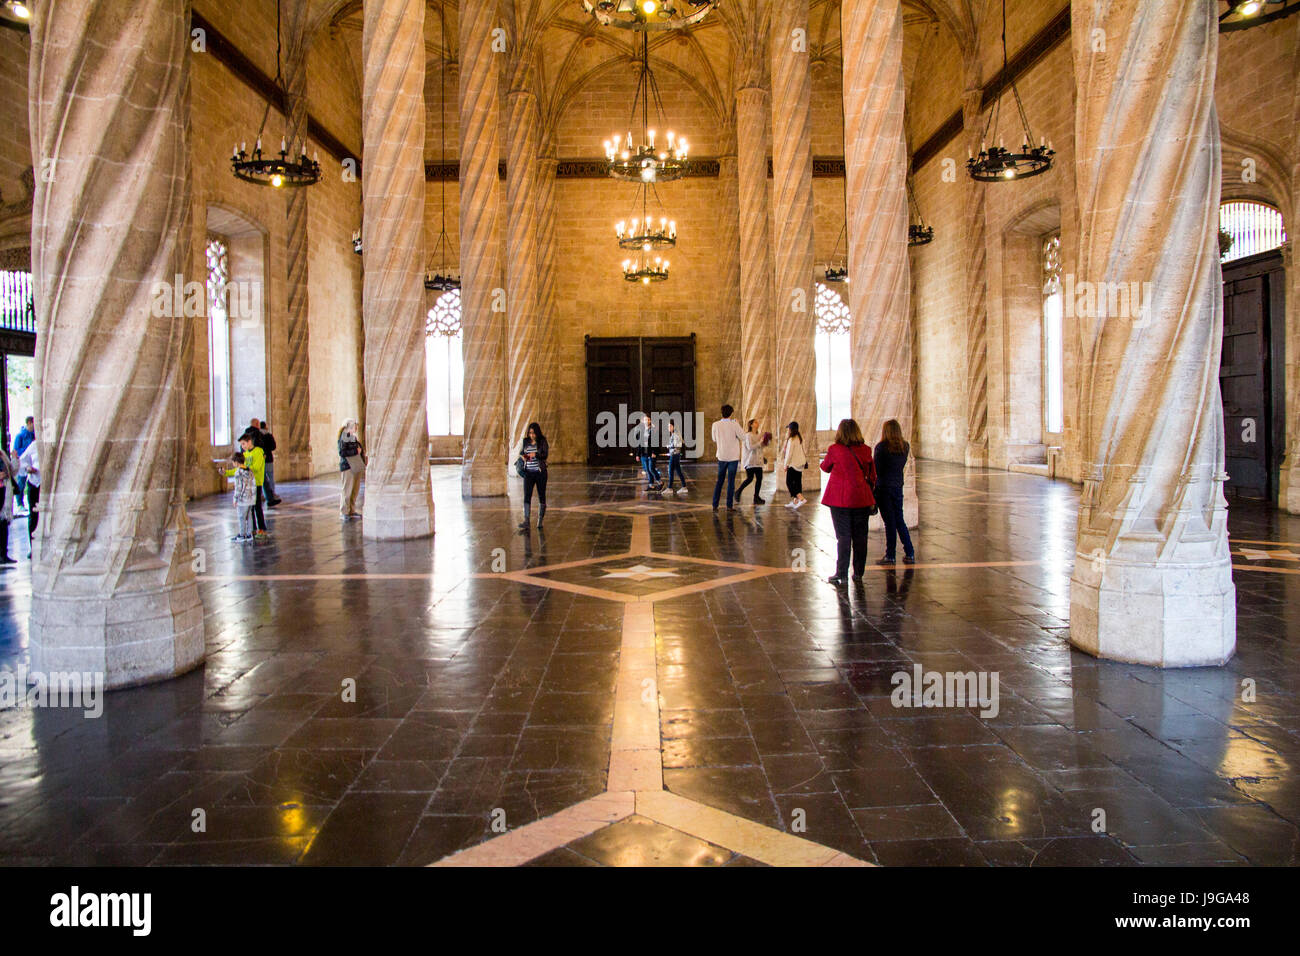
left=360, top=0, right=434, bottom=538
left=27, top=0, right=204, bottom=687
left=736, top=85, right=773, bottom=432
left=841, top=0, right=915, bottom=525
left=716, top=148, right=742, bottom=411
left=962, top=86, right=988, bottom=467
left=504, top=78, right=542, bottom=455
left=458, top=0, right=507, bottom=497
left=1282, top=17, right=1300, bottom=515
left=771, top=0, right=820, bottom=490
left=1069, top=0, right=1234, bottom=666
left=284, top=0, right=312, bottom=478
left=536, top=151, right=559, bottom=458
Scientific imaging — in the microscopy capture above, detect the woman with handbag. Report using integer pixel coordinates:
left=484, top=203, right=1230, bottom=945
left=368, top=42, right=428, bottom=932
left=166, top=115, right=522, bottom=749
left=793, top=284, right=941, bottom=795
left=338, top=419, right=366, bottom=519
left=820, top=418, right=877, bottom=585
left=517, top=422, right=549, bottom=532
left=781, top=421, right=809, bottom=509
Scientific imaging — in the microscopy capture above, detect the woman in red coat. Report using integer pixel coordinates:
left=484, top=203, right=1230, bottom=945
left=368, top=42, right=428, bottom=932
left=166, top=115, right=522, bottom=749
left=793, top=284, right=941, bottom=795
left=820, top=418, right=877, bottom=584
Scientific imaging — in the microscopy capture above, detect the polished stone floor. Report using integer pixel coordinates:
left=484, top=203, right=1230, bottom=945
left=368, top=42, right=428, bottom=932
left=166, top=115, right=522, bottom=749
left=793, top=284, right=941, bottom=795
left=0, top=461, right=1297, bottom=865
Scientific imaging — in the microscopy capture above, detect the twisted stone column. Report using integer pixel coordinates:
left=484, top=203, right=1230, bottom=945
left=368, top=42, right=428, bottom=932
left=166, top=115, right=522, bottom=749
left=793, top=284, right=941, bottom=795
left=771, top=0, right=819, bottom=489
left=536, top=151, right=559, bottom=458
left=361, top=0, right=434, bottom=538
left=841, top=0, right=915, bottom=525
left=736, top=85, right=773, bottom=433
left=504, top=76, right=542, bottom=457
left=1069, top=0, right=1234, bottom=666
left=284, top=0, right=312, bottom=478
left=716, top=149, right=742, bottom=412
left=27, top=0, right=203, bottom=687
left=962, top=85, right=989, bottom=467
left=1283, top=17, right=1300, bottom=515
left=458, top=0, right=506, bottom=496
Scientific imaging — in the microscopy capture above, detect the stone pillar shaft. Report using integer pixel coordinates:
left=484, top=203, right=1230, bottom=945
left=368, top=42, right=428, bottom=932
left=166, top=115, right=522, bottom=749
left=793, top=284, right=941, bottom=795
left=27, top=0, right=204, bottom=687
left=736, top=85, right=773, bottom=431
left=1069, top=0, right=1234, bottom=666
left=841, top=0, right=915, bottom=524
left=536, top=152, right=559, bottom=458
left=962, top=86, right=989, bottom=467
left=716, top=150, right=742, bottom=412
left=771, top=0, right=819, bottom=489
left=504, top=83, right=541, bottom=456
left=361, top=0, right=434, bottom=538
left=284, top=0, right=312, bottom=478
left=459, top=0, right=507, bottom=496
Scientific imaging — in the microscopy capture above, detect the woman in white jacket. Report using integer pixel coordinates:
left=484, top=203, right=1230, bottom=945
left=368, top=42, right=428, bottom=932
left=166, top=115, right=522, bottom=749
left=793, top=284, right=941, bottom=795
left=781, top=421, right=809, bottom=509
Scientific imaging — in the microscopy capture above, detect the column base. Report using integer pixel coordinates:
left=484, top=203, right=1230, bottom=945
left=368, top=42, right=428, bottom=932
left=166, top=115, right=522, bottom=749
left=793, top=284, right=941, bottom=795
left=462, top=459, right=507, bottom=497
left=1069, top=553, right=1236, bottom=667
left=29, top=578, right=205, bottom=690
left=1280, top=460, right=1300, bottom=514
left=964, top=442, right=988, bottom=468
left=362, top=487, right=435, bottom=540
left=903, top=474, right=919, bottom=530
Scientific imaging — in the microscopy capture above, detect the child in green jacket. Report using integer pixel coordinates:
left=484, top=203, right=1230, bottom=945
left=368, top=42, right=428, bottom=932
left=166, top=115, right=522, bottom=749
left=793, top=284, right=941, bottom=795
left=237, top=434, right=269, bottom=537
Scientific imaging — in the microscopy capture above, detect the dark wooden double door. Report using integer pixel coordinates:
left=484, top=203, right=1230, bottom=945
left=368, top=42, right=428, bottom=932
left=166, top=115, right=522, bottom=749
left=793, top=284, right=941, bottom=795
left=1220, top=250, right=1285, bottom=500
left=585, top=336, right=695, bottom=466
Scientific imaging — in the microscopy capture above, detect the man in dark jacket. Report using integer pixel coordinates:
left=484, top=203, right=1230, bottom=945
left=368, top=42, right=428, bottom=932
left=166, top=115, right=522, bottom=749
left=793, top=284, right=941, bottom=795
left=241, top=419, right=282, bottom=507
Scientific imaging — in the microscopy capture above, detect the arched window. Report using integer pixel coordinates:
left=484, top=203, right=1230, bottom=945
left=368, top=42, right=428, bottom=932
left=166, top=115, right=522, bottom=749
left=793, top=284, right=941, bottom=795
left=426, top=289, right=464, bottom=436
left=815, top=282, right=853, bottom=431
left=205, top=237, right=232, bottom=446
left=1220, top=200, right=1286, bottom=262
left=1042, top=233, right=1064, bottom=436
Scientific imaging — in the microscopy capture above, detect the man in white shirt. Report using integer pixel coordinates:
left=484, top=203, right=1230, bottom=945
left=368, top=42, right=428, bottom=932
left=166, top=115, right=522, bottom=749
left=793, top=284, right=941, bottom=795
left=18, top=440, right=39, bottom=545
left=710, top=404, right=747, bottom=511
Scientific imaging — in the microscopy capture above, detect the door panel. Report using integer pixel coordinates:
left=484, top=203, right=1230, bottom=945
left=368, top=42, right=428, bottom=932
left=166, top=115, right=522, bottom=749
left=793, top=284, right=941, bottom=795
left=1219, top=252, right=1283, bottom=500
left=586, top=336, right=695, bottom=465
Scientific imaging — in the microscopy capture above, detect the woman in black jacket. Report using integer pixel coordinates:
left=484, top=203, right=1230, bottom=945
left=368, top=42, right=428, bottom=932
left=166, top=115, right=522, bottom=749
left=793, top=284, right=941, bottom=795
left=874, top=419, right=915, bottom=563
left=518, top=422, right=549, bottom=532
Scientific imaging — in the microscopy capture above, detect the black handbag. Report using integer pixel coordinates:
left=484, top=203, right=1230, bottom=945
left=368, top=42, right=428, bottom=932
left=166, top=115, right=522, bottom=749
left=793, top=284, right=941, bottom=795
left=854, top=451, right=879, bottom=516
left=514, top=456, right=526, bottom=477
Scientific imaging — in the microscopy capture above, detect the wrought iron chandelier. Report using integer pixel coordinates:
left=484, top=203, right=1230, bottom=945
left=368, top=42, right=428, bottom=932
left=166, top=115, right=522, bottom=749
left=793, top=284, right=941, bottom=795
left=604, top=31, right=689, bottom=183
left=907, top=179, right=934, bottom=247
left=425, top=29, right=459, bottom=292
left=966, top=0, right=1053, bottom=183
left=823, top=224, right=848, bottom=283
left=584, top=0, right=719, bottom=31
left=231, top=0, right=320, bottom=188
left=1220, top=0, right=1300, bottom=30
left=623, top=256, right=670, bottom=284
left=615, top=186, right=676, bottom=254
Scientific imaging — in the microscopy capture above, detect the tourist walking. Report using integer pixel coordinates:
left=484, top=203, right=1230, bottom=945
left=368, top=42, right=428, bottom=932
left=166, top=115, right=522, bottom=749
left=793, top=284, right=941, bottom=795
left=0, top=451, right=15, bottom=565
left=734, top=420, right=768, bottom=505
left=874, top=418, right=916, bottom=564
left=665, top=419, right=688, bottom=494
left=17, top=439, right=40, bottom=545
left=636, top=414, right=664, bottom=492
left=338, top=419, right=365, bottom=518
left=11, top=416, right=33, bottom=510
left=517, top=422, right=549, bottom=531
left=710, top=404, right=746, bottom=511
left=781, top=421, right=809, bottom=509
left=820, top=418, right=877, bottom=584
